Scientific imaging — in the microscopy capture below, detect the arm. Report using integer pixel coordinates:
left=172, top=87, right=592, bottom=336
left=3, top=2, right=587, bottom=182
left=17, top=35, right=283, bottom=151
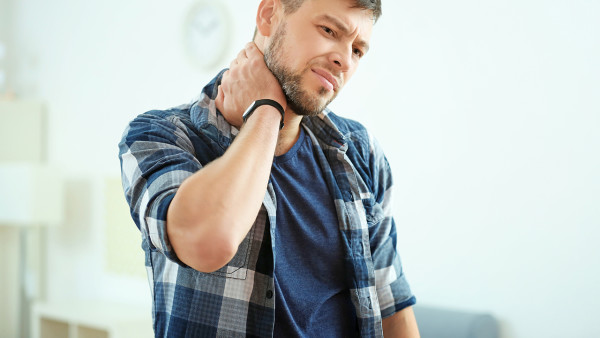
left=365, top=135, right=419, bottom=336
left=166, top=43, right=286, bottom=272
left=382, top=306, right=420, bottom=338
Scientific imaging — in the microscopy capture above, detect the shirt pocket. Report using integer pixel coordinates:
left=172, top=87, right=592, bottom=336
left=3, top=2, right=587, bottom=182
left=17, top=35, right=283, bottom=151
left=206, top=223, right=257, bottom=280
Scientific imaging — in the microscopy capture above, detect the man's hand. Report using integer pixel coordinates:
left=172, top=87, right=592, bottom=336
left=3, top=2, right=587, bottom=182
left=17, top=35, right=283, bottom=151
left=215, top=42, right=287, bottom=128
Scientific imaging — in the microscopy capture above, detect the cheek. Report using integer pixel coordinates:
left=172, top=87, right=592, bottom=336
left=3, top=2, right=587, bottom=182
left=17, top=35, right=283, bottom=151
left=279, top=36, right=313, bottom=69
left=349, top=65, right=359, bottom=77
left=292, top=30, right=330, bottom=61
left=342, top=65, right=358, bottom=84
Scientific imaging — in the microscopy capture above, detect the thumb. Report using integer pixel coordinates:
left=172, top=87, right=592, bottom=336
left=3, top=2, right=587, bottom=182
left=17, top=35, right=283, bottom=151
left=215, top=85, right=225, bottom=113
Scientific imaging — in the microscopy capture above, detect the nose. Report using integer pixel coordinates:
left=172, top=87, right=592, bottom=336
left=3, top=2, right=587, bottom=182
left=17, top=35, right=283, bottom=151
left=328, top=44, right=352, bottom=73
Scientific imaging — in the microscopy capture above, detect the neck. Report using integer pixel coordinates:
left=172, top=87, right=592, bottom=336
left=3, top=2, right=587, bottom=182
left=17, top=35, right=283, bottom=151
left=275, top=111, right=304, bottom=156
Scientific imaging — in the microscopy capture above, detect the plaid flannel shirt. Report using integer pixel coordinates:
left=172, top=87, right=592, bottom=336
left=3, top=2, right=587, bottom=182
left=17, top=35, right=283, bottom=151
left=118, top=70, right=415, bottom=337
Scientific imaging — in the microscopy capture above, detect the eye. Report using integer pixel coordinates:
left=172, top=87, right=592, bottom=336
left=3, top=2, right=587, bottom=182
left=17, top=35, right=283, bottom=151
left=320, top=26, right=334, bottom=36
left=353, top=47, right=364, bottom=58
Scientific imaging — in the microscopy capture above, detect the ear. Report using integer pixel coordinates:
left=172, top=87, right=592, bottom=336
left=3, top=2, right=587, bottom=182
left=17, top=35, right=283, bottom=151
left=256, top=0, right=280, bottom=37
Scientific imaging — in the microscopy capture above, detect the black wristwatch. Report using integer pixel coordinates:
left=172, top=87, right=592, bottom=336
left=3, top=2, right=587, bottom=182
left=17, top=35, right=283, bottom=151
left=242, top=99, right=285, bottom=130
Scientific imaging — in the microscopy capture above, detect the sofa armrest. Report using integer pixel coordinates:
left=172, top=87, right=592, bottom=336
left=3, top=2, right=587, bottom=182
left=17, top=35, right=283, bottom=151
left=413, top=305, right=499, bottom=338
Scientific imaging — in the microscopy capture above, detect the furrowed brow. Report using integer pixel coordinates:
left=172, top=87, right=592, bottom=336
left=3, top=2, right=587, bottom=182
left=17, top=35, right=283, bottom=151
left=316, top=14, right=370, bottom=53
left=317, top=14, right=351, bottom=35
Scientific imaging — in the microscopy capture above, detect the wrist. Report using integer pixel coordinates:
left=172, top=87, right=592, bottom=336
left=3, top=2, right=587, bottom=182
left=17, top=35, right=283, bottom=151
left=244, top=106, right=282, bottom=130
left=242, top=99, right=285, bottom=130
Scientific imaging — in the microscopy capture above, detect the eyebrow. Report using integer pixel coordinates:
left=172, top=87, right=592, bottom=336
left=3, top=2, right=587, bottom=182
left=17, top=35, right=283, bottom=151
left=316, top=14, right=370, bottom=53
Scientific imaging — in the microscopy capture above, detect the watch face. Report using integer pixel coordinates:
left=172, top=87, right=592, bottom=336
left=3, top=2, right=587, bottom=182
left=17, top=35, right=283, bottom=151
left=183, top=2, right=230, bottom=69
left=242, top=100, right=259, bottom=122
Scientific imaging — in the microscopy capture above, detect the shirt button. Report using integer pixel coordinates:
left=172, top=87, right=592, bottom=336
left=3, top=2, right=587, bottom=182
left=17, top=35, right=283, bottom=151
left=266, top=290, right=273, bottom=299
left=346, top=191, right=354, bottom=201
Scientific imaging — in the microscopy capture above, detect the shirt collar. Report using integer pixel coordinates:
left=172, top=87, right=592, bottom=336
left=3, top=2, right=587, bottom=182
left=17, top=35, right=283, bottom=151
left=190, top=69, right=238, bottom=149
left=190, top=69, right=347, bottom=150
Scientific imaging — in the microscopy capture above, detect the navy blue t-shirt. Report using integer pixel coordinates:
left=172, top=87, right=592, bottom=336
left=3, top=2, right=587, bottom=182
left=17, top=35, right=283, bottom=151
left=270, top=128, right=359, bottom=337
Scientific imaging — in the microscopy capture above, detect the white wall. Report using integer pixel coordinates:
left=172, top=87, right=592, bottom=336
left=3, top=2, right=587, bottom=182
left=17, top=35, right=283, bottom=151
left=8, top=0, right=600, bottom=337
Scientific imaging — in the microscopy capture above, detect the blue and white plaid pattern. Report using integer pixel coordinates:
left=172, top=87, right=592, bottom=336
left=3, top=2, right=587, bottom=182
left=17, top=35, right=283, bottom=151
left=119, top=70, right=415, bottom=337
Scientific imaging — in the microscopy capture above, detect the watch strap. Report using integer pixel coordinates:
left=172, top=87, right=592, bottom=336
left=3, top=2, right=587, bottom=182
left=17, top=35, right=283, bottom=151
left=242, top=99, right=285, bottom=130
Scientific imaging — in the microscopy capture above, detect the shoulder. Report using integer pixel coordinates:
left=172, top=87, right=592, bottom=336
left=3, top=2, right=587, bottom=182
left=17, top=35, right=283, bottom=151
left=121, top=105, right=197, bottom=145
left=326, top=111, right=369, bottom=137
left=127, top=105, right=193, bottom=132
left=303, top=110, right=382, bottom=164
left=325, top=111, right=376, bottom=160
left=323, top=111, right=392, bottom=193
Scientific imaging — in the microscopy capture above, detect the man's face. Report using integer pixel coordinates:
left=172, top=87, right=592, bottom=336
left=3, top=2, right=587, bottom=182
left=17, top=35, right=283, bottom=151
left=263, top=0, right=374, bottom=116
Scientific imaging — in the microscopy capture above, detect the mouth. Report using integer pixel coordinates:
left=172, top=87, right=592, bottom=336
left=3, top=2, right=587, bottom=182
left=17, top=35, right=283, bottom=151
left=311, top=68, right=339, bottom=92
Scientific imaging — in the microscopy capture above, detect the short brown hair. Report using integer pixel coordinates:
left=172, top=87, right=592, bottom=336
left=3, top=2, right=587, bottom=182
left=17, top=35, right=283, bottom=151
left=281, top=0, right=382, bottom=22
left=253, top=0, right=382, bottom=39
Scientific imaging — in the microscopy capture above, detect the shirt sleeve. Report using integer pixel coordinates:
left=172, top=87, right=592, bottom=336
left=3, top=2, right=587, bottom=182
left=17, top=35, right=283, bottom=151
left=118, top=111, right=202, bottom=266
left=367, top=133, right=417, bottom=318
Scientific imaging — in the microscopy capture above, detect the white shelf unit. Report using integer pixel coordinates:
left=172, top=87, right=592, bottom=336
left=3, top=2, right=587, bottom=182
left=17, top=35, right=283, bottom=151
left=32, top=301, right=154, bottom=338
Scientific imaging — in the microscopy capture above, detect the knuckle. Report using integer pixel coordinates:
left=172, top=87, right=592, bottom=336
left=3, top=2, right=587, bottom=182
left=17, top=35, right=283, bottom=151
left=249, top=56, right=262, bottom=66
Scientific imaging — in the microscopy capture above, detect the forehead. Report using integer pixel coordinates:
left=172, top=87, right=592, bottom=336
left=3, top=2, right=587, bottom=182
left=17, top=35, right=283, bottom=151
left=286, top=0, right=374, bottom=40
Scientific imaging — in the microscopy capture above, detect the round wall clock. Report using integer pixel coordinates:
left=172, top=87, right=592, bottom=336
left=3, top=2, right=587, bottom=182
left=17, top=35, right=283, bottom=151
left=183, top=1, right=231, bottom=69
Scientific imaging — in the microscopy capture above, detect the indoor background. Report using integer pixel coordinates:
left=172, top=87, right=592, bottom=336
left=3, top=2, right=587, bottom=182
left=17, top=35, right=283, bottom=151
left=0, top=0, right=598, bottom=337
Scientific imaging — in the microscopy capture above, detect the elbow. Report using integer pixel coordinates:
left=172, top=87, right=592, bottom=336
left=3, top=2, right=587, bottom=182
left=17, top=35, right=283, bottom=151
left=167, top=207, right=240, bottom=273
left=185, top=234, right=239, bottom=273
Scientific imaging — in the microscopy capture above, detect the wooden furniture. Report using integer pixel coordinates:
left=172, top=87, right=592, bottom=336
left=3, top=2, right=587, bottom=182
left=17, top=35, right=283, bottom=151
left=32, top=301, right=153, bottom=338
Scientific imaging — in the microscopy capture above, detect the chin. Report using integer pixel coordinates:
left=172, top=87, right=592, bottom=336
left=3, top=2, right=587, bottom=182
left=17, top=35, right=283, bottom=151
left=285, top=79, right=338, bottom=116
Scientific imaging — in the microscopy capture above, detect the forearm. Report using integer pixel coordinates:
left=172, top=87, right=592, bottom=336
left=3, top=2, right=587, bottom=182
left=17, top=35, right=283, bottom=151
left=166, top=106, right=280, bottom=272
left=382, top=306, right=420, bottom=338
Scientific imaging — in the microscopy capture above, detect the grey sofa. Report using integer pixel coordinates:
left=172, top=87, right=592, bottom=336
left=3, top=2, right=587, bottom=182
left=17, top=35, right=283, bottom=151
left=414, top=305, right=500, bottom=338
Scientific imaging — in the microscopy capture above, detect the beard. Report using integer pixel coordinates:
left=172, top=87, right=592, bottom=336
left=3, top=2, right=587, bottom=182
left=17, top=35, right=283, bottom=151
left=263, top=22, right=338, bottom=116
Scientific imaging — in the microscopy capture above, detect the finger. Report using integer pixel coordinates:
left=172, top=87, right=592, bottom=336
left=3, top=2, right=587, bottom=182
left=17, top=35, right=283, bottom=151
left=245, top=42, right=262, bottom=58
left=220, top=70, right=229, bottom=88
left=221, top=69, right=229, bottom=80
left=215, top=85, right=225, bottom=112
left=244, top=42, right=255, bottom=56
left=216, top=85, right=222, bottom=101
left=217, top=84, right=224, bottom=101
left=237, top=47, right=248, bottom=60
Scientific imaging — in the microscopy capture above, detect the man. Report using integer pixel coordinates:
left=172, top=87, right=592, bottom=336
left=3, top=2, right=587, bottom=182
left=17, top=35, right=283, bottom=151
left=119, top=0, right=419, bottom=336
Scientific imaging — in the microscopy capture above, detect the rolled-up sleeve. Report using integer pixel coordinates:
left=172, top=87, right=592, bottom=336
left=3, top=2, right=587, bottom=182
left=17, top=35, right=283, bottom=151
left=367, top=134, right=416, bottom=318
left=118, top=111, right=202, bottom=266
